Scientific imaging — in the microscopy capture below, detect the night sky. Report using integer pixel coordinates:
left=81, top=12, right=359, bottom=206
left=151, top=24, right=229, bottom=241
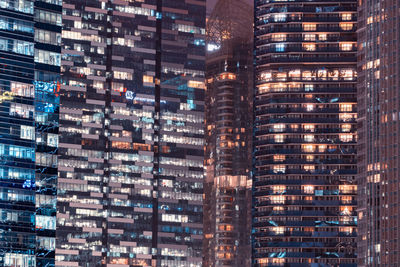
left=207, top=0, right=253, bottom=16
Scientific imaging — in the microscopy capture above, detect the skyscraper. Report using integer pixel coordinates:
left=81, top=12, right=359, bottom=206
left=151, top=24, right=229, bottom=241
left=0, top=0, right=61, bottom=266
left=253, top=1, right=358, bottom=265
left=357, top=0, right=400, bottom=265
left=55, top=0, right=205, bottom=266
left=203, top=0, right=253, bottom=266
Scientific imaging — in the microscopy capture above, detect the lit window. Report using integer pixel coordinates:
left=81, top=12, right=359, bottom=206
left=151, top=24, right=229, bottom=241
left=303, top=185, right=314, bottom=194
left=305, top=104, right=314, bottom=111
left=340, top=23, right=353, bottom=30
left=306, top=155, right=314, bottom=162
left=270, top=195, right=285, bottom=204
left=339, top=185, right=356, bottom=194
left=275, top=43, right=285, bottom=52
left=302, top=144, right=315, bottom=152
left=303, top=165, right=315, bottom=172
left=305, top=84, right=314, bottom=91
left=304, top=134, right=314, bottom=142
left=304, top=34, right=316, bottom=41
left=273, top=165, right=286, bottom=174
left=303, top=43, right=316, bottom=51
left=274, top=134, right=285, bottom=143
left=47, top=133, right=58, bottom=147
left=341, top=13, right=352, bottom=21
left=271, top=34, right=286, bottom=41
left=340, top=134, right=353, bottom=142
left=20, top=125, right=34, bottom=140
left=303, top=23, right=316, bottom=31
left=274, top=14, right=287, bottom=22
left=318, top=34, right=327, bottom=41
left=143, top=75, right=153, bottom=83
left=341, top=124, right=352, bottom=132
left=273, top=124, right=285, bottom=132
left=318, top=145, right=326, bottom=152
left=274, top=155, right=286, bottom=162
left=271, top=226, right=284, bottom=234
left=339, top=113, right=355, bottom=121
left=340, top=43, right=353, bottom=51
left=272, top=185, right=286, bottom=194
left=303, top=124, right=315, bottom=132
left=341, top=196, right=352, bottom=204
left=340, top=104, right=352, bottom=112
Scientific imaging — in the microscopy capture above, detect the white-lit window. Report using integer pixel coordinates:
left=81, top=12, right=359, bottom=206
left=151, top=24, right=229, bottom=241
left=36, top=215, right=56, bottom=230
left=271, top=34, right=286, bottom=41
left=47, top=134, right=58, bottom=147
left=303, top=165, right=315, bottom=172
left=305, top=104, right=314, bottom=111
left=318, top=34, right=327, bottom=41
left=273, top=124, right=285, bottom=132
left=304, top=134, right=314, bottom=142
left=341, top=124, right=352, bottom=132
left=34, top=49, right=60, bottom=66
left=272, top=185, right=286, bottom=194
left=303, top=124, right=315, bottom=132
left=11, top=82, right=34, bottom=97
left=305, top=84, right=314, bottom=91
left=340, top=43, right=353, bottom=51
left=270, top=195, right=285, bottom=204
left=304, top=34, right=316, bottom=41
left=274, top=14, right=287, bottom=22
left=303, top=185, right=315, bottom=194
left=271, top=226, right=284, bottom=234
left=340, top=134, right=353, bottom=142
left=20, top=125, right=34, bottom=140
left=274, top=134, right=284, bottom=143
left=273, top=165, right=286, bottom=174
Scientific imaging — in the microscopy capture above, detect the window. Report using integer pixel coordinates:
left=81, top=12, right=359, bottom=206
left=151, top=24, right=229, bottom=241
left=34, top=49, right=61, bottom=66
left=35, top=9, right=62, bottom=25
left=273, top=165, right=286, bottom=174
left=303, top=124, right=315, bottom=132
left=340, top=43, right=353, bottom=51
left=304, top=34, right=316, bottom=41
left=341, top=13, right=352, bottom=21
left=270, top=195, right=285, bottom=204
left=306, top=155, right=314, bottom=162
left=11, top=82, right=34, bottom=97
left=114, top=71, right=133, bottom=80
left=47, top=134, right=58, bottom=147
left=305, top=84, right=314, bottom=91
left=0, top=38, right=34, bottom=56
left=318, top=145, right=326, bottom=152
left=273, top=155, right=285, bottom=162
left=303, top=185, right=314, bottom=194
left=305, top=104, right=314, bottom=111
left=341, top=124, right=352, bottom=132
left=303, top=43, right=316, bottom=51
left=35, top=29, right=61, bottom=45
left=36, top=215, right=56, bottom=230
left=304, top=134, right=314, bottom=142
left=318, top=34, right=327, bottom=41
left=20, top=125, right=34, bottom=140
left=10, top=103, right=34, bottom=118
left=340, top=23, right=353, bottom=31
left=340, top=104, right=352, bottom=112
left=274, top=14, right=287, bottom=22
left=271, top=34, right=286, bottom=41
left=274, top=134, right=284, bottom=143
left=303, top=23, right=316, bottom=31
left=0, top=0, right=34, bottom=14
left=302, top=144, right=315, bottom=152
left=275, top=43, right=285, bottom=52
left=273, top=124, right=285, bottom=132
left=272, top=185, right=286, bottom=194
left=143, top=75, right=153, bottom=83
left=340, top=134, right=353, bottom=142
left=303, top=165, right=315, bottom=172
left=272, top=227, right=284, bottom=234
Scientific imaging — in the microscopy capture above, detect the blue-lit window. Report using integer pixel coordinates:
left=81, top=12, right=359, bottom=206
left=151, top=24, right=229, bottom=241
left=275, top=43, right=286, bottom=52
left=0, top=0, right=34, bottom=14
left=0, top=17, right=34, bottom=33
left=0, top=38, right=34, bottom=56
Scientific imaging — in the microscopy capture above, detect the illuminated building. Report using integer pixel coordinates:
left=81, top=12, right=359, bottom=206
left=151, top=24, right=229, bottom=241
left=253, top=0, right=358, bottom=266
left=0, top=0, right=61, bottom=266
left=203, top=0, right=253, bottom=266
left=357, top=0, right=400, bottom=265
left=56, top=0, right=205, bottom=266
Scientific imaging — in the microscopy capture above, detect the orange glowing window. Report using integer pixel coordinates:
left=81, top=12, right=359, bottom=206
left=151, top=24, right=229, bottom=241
left=273, top=155, right=286, bottom=162
left=342, top=13, right=352, bottom=21
left=303, top=185, right=314, bottom=194
left=340, top=23, right=353, bottom=30
left=303, top=23, right=316, bottom=31
left=143, top=75, right=153, bottom=83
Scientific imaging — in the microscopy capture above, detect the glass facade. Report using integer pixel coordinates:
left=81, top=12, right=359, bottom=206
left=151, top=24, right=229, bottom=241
left=357, top=0, right=400, bottom=265
left=203, top=0, right=253, bottom=266
left=253, top=0, right=358, bottom=266
left=56, top=0, right=205, bottom=266
left=0, top=0, right=61, bottom=266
